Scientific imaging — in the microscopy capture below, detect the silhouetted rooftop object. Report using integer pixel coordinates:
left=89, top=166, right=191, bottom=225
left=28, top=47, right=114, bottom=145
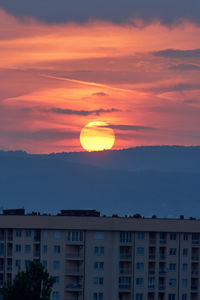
left=3, top=209, right=25, bottom=216
left=59, top=209, right=100, bottom=217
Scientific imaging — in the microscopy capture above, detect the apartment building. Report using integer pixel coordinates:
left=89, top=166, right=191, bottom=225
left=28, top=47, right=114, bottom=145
left=0, top=209, right=199, bottom=300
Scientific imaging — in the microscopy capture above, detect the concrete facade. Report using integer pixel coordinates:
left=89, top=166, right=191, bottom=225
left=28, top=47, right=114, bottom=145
left=0, top=213, right=199, bottom=300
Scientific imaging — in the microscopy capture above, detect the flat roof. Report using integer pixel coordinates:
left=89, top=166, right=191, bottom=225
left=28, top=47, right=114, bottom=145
left=0, top=215, right=200, bottom=232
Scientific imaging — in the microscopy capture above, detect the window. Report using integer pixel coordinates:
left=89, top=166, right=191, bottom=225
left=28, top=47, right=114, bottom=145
left=25, top=260, right=30, bottom=268
left=136, top=263, right=144, bottom=270
left=54, top=231, right=61, bottom=239
left=93, top=292, right=103, bottom=300
left=94, top=247, right=104, bottom=255
left=25, top=245, right=31, bottom=253
left=137, top=232, right=144, bottom=240
left=25, top=230, right=31, bottom=237
left=93, top=277, right=104, bottom=285
left=15, top=260, right=21, bottom=268
left=43, top=230, right=48, bottom=239
left=183, top=264, right=188, bottom=272
left=169, top=248, right=176, bottom=256
left=15, top=244, right=21, bottom=253
left=53, top=261, right=60, bottom=269
left=137, top=248, right=144, bottom=255
left=169, top=264, right=176, bottom=271
left=43, top=245, right=48, bottom=254
left=182, top=279, right=187, bottom=287
left=160, top=232, right=166, bottom=243
left=169, top=279, right=176, bottom=287
left=148, top=277, right=155, bottom=288
left=94, top=232, right=104, bottom=240
left=54, top=276, right=60, bottom=284
left=183, top=248, right=188, bottom=256
left=16, top=230, right=22, bottom=237
left=182, top=295, right=187, bottom=300
left=94, top=262, right=104, bottom=270
left=119, top=277, right=131, bottom=289
left=170, top=233, right=177, bottom=240
left=120, top=232, right=131, bottom=243
left=136, top=278, right=144, bottom=286
left=43, top=261, right=47, bottom=269
left=67, top=231, right=83, bottom=242
left=54, top=246, right=61, bottom=254
left=169, top=294, right=176, bottom=300
left=183, top=233, right=188, bottom=241
left=0, top=244, right=4, bottom=255
left=52, top=291, right=59, bottom=300
left=136, top=294, right=143, bottom=300
left=192, top=233, right=199, bottom=244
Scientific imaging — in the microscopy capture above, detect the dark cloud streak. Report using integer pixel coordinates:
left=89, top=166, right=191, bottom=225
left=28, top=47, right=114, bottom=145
left=153, top=49, right=200, bottom=58
left=50, top=107, right=120, bottom=116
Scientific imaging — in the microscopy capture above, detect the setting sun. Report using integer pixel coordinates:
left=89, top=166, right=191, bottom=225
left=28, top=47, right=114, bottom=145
left=80, top=121, right=115, bottom=152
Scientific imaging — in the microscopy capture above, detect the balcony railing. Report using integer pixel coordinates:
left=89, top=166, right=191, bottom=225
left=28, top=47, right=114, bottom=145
left=119, top=284, right=131, bottom=290
left=120, top=254, right=132, bottom=259
left=148, top=270, right=155, bottom=275
left=192, top=256, right=199, bottom=261
left=158, top=284, right=165, bottom=290
left=66, top=269, right=84, bottom=275
left=192, top=270, right=199, bottom=276
left=149, top=255, right=156, bottom=260
left=66, top=283, right=83, bottom=290
left=119, top=269, right=132, bottom=275
left=66, top=253, right=84, bottom=259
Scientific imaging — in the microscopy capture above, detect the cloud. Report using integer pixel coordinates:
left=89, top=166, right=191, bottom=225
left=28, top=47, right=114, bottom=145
left=149, top=83, right=200, bottom=94
left=153, top=48, right=200, bottom=58
left=0, top=129, right=79, bottom=141
left=1, top=1, right=200, bottom=25
left=92, top=92, right=107, bottom=97
left=169, top=64, right=200, bottom=71
left=50, top=107, right=120, bottom=116
left=100, top=124, right=155, bottom=131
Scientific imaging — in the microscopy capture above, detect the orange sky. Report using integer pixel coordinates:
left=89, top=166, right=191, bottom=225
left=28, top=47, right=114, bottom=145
left=1, top=9, right=200, bottom=153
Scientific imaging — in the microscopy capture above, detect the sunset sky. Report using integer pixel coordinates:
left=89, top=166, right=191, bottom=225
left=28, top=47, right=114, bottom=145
left=1, top=2, right=200, bottom=153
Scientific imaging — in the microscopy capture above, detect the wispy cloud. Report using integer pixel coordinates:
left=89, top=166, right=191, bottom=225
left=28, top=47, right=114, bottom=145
left=169, top=64, right=200, bottom=71
left=153, top=48, right=200, bottom=58
left=92, top=92, right=107, bottom=97
left=49, top=107, right=121, bottom=116
left=99, top=124, right=155, bottom=131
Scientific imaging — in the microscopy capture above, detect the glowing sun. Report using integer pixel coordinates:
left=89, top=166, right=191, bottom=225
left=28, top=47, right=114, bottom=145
left=80, top=121, right=115, bottom=152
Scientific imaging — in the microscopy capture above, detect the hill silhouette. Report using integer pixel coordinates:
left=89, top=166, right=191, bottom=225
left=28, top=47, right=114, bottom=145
left=0, top=146, right=200, bottom=218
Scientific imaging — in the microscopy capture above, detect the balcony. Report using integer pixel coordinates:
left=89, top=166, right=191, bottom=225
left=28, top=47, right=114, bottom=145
left=148, top=285, right=155, bottom=290
left=192, top=256, right=199, bottom=261
left=120, top=269, right=132, bottom=275
left=66, top=253, right=84, bottom=260
left=158, top=284, right=165, bottom=290
left=65, top=283, right=83, bottom=291
left=148, top=269, right=155, bottom=275
left=7, top=265, right=12, bottom=271
left=120, top=253, right=132, bottom=260
left=119, top=284, right=131, bottom=290
left=66, top=269, right=84, bottom=276
left=192, top=270, right=199, bottom=277
left=149, top=239, right=156, bottom=245
left=149, top=255, right=156, bottom=260
left=159, top=254, right=166, bottom=260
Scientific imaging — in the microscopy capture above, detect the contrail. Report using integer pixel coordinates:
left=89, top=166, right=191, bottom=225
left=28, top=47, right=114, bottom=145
left=40, top=73, right=133, bottom=93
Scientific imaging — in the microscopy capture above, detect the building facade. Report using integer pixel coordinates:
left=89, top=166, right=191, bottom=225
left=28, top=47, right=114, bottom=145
left=0, top=210, right=199, bottom=300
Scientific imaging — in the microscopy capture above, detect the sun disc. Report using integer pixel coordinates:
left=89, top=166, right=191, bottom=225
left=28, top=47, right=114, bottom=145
left=80, top=121, right=115, bottom=152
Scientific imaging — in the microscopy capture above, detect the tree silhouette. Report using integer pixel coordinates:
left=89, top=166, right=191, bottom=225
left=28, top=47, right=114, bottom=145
left=0, top=261, right=55, bottom=300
